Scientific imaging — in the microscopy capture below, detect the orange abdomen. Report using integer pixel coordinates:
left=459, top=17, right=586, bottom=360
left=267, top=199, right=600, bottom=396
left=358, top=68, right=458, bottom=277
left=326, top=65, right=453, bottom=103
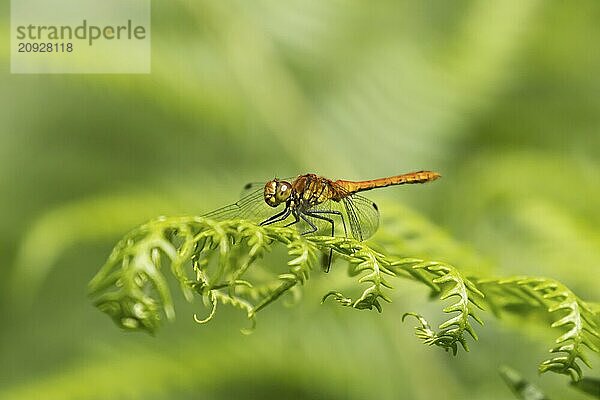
left=333, top=171, right=440, bottom=197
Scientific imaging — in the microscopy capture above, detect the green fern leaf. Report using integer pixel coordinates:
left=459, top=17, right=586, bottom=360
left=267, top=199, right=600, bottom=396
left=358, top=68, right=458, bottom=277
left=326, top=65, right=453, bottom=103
left=89, top=217, right=599, bottom=384
left=479, top=277, right=600, bottom=381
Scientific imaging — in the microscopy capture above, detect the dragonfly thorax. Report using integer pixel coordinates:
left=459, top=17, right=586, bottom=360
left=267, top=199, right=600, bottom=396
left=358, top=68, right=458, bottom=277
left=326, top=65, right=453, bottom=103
left=263, top=179, right=292, bottom=207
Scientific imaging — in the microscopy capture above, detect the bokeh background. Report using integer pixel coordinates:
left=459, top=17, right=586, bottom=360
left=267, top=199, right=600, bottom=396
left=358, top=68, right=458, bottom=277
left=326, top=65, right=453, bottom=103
left=1, top=1, right=599, bottom=399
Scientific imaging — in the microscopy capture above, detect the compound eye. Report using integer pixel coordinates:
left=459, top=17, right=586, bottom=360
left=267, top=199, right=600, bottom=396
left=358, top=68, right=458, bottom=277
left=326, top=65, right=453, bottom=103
left=276, top=182, right=290, bottom=201
left=263, top=181, right=279, bottom=207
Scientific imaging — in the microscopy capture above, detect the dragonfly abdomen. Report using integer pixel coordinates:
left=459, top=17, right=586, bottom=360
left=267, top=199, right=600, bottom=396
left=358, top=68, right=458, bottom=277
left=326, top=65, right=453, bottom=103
left=334, top=170, right=440, bottom=196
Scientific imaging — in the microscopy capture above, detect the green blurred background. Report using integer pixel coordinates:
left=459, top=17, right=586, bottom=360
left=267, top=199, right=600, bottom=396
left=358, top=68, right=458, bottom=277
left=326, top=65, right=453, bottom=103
left=1, top=1, right=599, bottom=399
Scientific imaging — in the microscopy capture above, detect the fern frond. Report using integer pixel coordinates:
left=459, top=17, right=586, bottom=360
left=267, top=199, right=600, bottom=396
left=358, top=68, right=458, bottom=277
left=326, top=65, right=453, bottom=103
left=89, top=217, right=599, bottom=383
left=88, top=217, right=319, bottom=334
left=478, top=277, right=600, bottom=381
left=314, top=241, right=486, bottom=354
left=392, top=260, right=485, bottom=354
left=319, top=237, right=395, bottom=312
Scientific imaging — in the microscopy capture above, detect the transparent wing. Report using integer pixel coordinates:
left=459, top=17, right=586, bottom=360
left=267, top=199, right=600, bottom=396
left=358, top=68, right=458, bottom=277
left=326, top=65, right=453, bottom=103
left=303, top=199, right=350, bottom=237
left=204, top=178, right=298, bottom=226
left=239, top=182, right=266, bottom=197
left=342, top=194, right=380, bottom=240
left=202, top=187, right=281, bottom=223
left=322, top=180, right=379, bottom=241
left=303, top=193, right=379, bottom=241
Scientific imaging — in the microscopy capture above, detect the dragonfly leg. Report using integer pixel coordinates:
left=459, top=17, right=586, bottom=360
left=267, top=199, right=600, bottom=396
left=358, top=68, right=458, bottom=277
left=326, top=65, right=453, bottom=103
left=305, top=210, right=348, bottom=238
left=303, top=212, right=335, bottom=272
left=284, top=211, right=300, bottom=228
left=299, top=213, right=318, bottom=235
left=259, top=206, right=291, bottom=226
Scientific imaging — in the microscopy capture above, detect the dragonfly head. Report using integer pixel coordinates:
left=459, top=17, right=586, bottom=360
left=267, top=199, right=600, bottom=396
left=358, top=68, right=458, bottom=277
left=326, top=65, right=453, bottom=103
left=264, top=179, right=292, bottom=207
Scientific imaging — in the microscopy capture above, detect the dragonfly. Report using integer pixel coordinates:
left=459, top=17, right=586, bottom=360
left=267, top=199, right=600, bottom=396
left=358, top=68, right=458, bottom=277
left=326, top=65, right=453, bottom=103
left=204, top=171, right=440, bottom=270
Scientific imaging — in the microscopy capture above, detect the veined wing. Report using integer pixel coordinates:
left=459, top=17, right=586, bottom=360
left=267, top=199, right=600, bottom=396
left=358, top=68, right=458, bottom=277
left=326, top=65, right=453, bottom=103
left=204, top=178, right=298, bottom=223
left=305, top=193, right=379, bottom=241
left=202, top=187, right=280, bottom=223
left=239, top=182, right=266, bottom=197
left=328, top=179, right=379, bottom=240
left=342, top=194, right=380, bottom=241
left=303, top=199, right=351, bottom=237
